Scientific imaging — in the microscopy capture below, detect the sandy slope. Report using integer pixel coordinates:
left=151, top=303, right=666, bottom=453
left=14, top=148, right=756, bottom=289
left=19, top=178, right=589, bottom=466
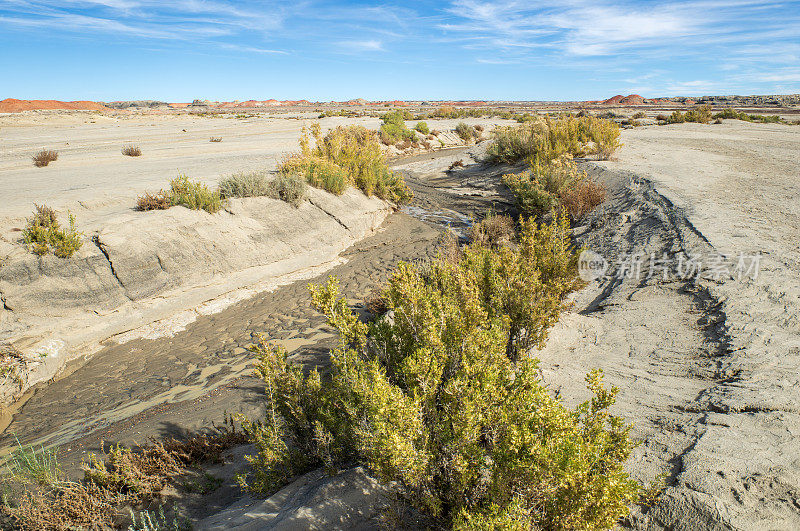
left=539, top=120, right=800, bottom=528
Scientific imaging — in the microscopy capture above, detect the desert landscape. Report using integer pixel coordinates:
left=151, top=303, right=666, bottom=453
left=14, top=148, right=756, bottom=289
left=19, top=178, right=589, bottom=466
left=2, top=0, right=800, bottom=529
left=1, top=98, right=799, bottom=530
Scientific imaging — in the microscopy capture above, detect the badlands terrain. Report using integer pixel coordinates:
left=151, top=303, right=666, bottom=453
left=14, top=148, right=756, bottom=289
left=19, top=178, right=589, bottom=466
left=1, top=103, right=799, bottom=529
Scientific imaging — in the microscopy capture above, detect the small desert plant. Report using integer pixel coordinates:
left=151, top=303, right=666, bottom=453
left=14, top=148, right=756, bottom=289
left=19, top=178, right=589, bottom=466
left=122, top=145, right=142, bottom=157
left=32, top=149, right=58, bottom=167
left=266, top=174, right=307, bottom=207
left=503, top=157, right=606, bottom=220
left=656, top=114, right=669, bottom=122
left=473, top=124, right=484, bottom=132
left=136, top=191, right=171, bottom=211
left=364, top=288, right=388, bottom=316
left=632, top=111, right=646, bottom=119
left=129, top=505, right=188, bottom=531
left=280, top=155, right=348, bottom=195
left=591, top=118, right=622, bottom=160
left=666, top=110, right=686, bottom=124
left=241, top=214, right=640, bottom=528
left=712, top=108, right=783, bottom=123
left=209, top=137, right=223, bottom=142
left=414, top=121, right=430, bottom=135
left=279, top=124, right=412, bottom=204
left=560, top=177, right=607, bottom=219
left=168, top=174, right=223, bottom=213
left=22, top=204, right=83, bottom=258
left=6, top=438, right=64, bottom=488
left=448, top=159, right=465, bottom=171
left=219, top=171, right=270, bottom=198
left=468, top=213, right=515, bottom=248
left=2, top=424, right=245, bottom=530
left=455, top=122, right=476, bottom=141
left=684, top=105, right=712, bottom=124
left=487, top=115, right=621, bottom=164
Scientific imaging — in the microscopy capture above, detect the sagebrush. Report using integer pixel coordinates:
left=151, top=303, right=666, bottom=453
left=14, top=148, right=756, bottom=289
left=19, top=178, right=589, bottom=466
left=22, top=204, right=83, bottom=258
left=168, top=174, right=223, bottom=213
left=486, top=115, right=621, bottom=163
left=32, top=150, right=58, bottom=167
left=503, top=157, right=606, bottom=220
left=241, top=215, right=640, bottom=529
left=122, top=145, right=142, bottom=157
left=278, top=123, right=412, bottom=204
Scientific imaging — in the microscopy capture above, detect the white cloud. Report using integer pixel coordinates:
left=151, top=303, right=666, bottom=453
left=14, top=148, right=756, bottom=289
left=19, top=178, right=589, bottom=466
left=338, top=39, right=384, bottom=52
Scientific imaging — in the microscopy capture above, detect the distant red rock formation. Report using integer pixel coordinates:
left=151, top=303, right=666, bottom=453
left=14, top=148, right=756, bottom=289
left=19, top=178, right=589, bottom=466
left=0, top=98, right=109, bottom=112
left=602, top=95, right=625, bottom=105
left=619, top=94, right=644, bottom=105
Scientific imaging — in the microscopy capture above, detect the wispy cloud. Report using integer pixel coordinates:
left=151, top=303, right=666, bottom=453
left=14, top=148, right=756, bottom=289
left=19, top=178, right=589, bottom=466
left=337, top=39, right=384, bottom=52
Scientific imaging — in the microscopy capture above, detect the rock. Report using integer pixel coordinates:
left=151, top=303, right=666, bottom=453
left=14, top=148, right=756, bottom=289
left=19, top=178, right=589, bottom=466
left=197, top=467, right=395, bottom=530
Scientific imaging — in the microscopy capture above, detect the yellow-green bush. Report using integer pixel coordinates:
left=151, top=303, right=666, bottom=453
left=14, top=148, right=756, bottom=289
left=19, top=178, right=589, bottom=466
left=503, top=157, right=606, bottom=220
left=278, top=124, right=412, bottom=204
left=712, top=108, right=783, bottom=123
left=168, top=174, right=223, bottom=213
left=487, top=115, right=620, bottom=163
left=414, top=121, right=430, bottom=135
left=241, top=215, right=639, bottom=529
left=22, top=204, right=83, bottom=258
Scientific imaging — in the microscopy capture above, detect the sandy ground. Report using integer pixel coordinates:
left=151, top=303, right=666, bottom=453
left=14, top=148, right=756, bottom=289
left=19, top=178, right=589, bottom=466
left=538, top=120, right=800, bottom=529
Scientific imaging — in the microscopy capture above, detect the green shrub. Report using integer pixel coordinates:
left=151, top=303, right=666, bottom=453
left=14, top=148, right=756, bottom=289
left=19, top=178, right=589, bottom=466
left=168, top=174, right=223, bottom=213
left=712, top=108, right=783, bottom=123
left=684, top=105, right=712, bottom=124
left=266, top=174, right=307, bottom=207
left=22, top=204, right=83, bottom=258
left=379, top=122, right=416, bottom=144
left=414, top=121, right=430, bottom=135
left=219, top=171, right=271, bottom=198
left=486, top=115, right=619, bottom=164
left=503, top=157, right=606, bottom=220
left=280, top=155, right=348, bottom=195
left=278, top=124, right=412, bottom=204
left=6, top=438, right=64, bottom=488
left=241, top=215, right=640, bottom=529
left=666, top=111, right=686, bottom=124
left=455, top=122, right=475, bottom=141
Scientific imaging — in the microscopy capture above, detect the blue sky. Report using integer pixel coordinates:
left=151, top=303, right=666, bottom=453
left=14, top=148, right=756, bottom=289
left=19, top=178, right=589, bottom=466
left=1, top=0, right=799, bottom=101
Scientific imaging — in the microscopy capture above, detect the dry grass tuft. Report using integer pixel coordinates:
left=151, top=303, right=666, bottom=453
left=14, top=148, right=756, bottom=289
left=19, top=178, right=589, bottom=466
left=209, top=137, right=223, bottom=142
left=32, top=150, right=58, bottom=167
left=448, top=159, right=465, bottom=171
left=3, top=423, right=246, bottom=530
left=468, top=214, right=515, bottom=248
left=135, top=191, right=171, bottom=211
left=121, top=145, right=142, bottom=157
left=561, top=178, right=607, bottom=220
left=364, top=289, right=388, bottom=317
